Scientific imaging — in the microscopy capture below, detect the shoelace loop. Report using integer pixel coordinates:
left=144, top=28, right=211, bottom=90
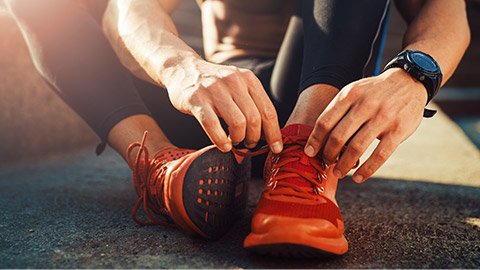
left=233, top=136, right=329, bottom=201
left=126, top=131, right=174, bottom=226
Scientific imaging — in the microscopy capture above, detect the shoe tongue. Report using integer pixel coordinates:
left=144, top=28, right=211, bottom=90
left=281, top=124, right=314, bottom=138
left=279, top=124, right=317, bottom=189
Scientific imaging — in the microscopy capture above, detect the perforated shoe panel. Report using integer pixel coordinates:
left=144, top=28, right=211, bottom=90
left=182, top=148, right=250, bottom=239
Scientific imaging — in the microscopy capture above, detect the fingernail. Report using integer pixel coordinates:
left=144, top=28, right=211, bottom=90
left=304, top=145, right=315, bottom=157
left=271, top=141, right=283, bottom=153
left=333, top=169, right=342, bottom=178
left=324, top=158, right=333, bottom=166
left=245, top=142, right=257, bottom=149
left=221, top=143, right=232, bottom=152
left=353, top=175, right=364, bottom=183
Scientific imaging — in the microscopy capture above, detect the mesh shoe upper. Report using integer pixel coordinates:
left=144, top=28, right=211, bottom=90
left=239, top=124, right=349, bottom=256
left=258, top=124, right=342, bottom=225
left=126, top=131, right=250, bottom=239
left=126, top=132, right=195, bottom=225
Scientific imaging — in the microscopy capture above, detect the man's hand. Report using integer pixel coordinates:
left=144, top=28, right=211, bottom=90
left=304, top=68, right=428, bottom=183
left=302, top=0, right=469, bottom=182
left=102, top=0, right=283, bottom=154
left=165, top=58, right=283, bottom=153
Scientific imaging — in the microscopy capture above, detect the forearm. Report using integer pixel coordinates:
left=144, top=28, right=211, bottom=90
left=102, top=0, right=202, bottom=87
left=400, top=0, right=470, bottom=84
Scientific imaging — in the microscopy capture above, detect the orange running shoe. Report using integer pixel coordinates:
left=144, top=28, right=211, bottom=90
left=242, top=124, right=348, bottom=257
left=127, top=131, right=250, bottom=239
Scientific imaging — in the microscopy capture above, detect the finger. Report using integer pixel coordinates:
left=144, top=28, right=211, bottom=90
left=214, top=98, right=247, bottom=146
left=244, top=70, right=283, bottom=153
left=192, top=106, right=232, bottom=152
left=305, top=92, right=352, bottom=158
left=352, top=134, right=399, bottom=183
left=322, top=103, right=372, bottom=165
left=333, top=120, right=379, bottom=178
left=223, top=70, right=262, bottom=148
left=232, top=95, right=262, bottom=148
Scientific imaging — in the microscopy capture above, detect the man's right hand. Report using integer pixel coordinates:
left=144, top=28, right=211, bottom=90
left=164, top=58, right=283, bottom=153
left=103, top=0, right=282, bottom=153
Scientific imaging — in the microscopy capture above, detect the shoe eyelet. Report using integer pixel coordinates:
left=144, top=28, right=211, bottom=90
left=271, top=167, right=279, bottom=178
left=318, top=172, right=327, bottom=182
left=314, top=186, right=325, bottom=195
left=267, top=180, right=278, bottom=190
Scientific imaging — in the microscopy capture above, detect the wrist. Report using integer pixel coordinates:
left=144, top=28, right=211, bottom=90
left=159, top=54, right=203, bottom=88
left=383, top=50, right=443, bottom=105
left=383, top=67, right=429, bottom=105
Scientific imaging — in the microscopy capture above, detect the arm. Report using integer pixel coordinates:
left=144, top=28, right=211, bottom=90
left=305, top=0, right=470, bottom=182
left=102, top=0, right=191, bottom=87
left=102, top=0, right=283, bottom=153
left=399, top=0, right=470, bottom=82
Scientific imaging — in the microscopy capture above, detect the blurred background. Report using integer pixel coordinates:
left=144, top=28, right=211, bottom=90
left=0, top=0, right=479, bottom=166
left=0, top=1, right=479, bottom=268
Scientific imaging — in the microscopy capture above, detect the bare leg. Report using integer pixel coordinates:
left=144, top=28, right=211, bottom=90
left=107, top=114, right=176, bottom=162
left=285, top=84, right=338, bottom=127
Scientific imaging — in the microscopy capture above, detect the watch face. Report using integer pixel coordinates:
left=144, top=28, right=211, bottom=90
left=409, top=51, right=438, bottom=72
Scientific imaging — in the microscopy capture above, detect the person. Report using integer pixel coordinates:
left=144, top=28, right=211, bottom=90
left=5, top=0, right=469, bottom=257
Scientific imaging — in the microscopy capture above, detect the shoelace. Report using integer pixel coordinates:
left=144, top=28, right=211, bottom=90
left=126, top=131, right=173, bottom=226
left=233, top=136, right=357, bottom=201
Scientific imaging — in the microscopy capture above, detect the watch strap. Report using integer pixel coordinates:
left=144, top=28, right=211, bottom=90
left=423, top=108, right=437, bottom=118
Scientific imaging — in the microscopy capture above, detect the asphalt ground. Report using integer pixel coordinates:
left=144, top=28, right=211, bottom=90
left=1, top=144, right=479, bottom=268
left=1, top=0, right=480, bottom=268
left=1, top=104, right=480, bottom=268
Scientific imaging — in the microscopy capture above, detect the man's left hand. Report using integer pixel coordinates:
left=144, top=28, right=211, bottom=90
left=304, top=68, right=429, bottom=183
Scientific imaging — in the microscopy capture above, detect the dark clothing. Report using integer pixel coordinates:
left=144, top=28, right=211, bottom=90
left=296, top=0, right=390, bottom=91
left=6, top=0, right=390, bottom=156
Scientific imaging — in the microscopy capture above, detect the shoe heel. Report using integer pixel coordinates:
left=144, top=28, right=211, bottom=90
left=182, top=148, right=250, bottom=239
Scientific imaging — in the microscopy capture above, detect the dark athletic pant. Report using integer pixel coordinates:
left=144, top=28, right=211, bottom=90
left=6, top=0, right=390, bottom=161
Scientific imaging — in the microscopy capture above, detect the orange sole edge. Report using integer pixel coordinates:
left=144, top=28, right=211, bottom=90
left=244, top=230, right=348, bottom=257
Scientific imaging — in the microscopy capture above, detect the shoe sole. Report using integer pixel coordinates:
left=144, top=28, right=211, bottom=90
left=244, top=229, right=348, bottom=257
left=246, top=243, right=341, bottom=258
left=182, top=147, right=251, bottom=239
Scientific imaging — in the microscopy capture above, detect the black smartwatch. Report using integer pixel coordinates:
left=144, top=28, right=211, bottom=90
left=384, top=50, right=443, bottom=118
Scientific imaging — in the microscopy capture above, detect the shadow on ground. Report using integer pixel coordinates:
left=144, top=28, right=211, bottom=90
left=0, top=149, right=479, bottom=269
